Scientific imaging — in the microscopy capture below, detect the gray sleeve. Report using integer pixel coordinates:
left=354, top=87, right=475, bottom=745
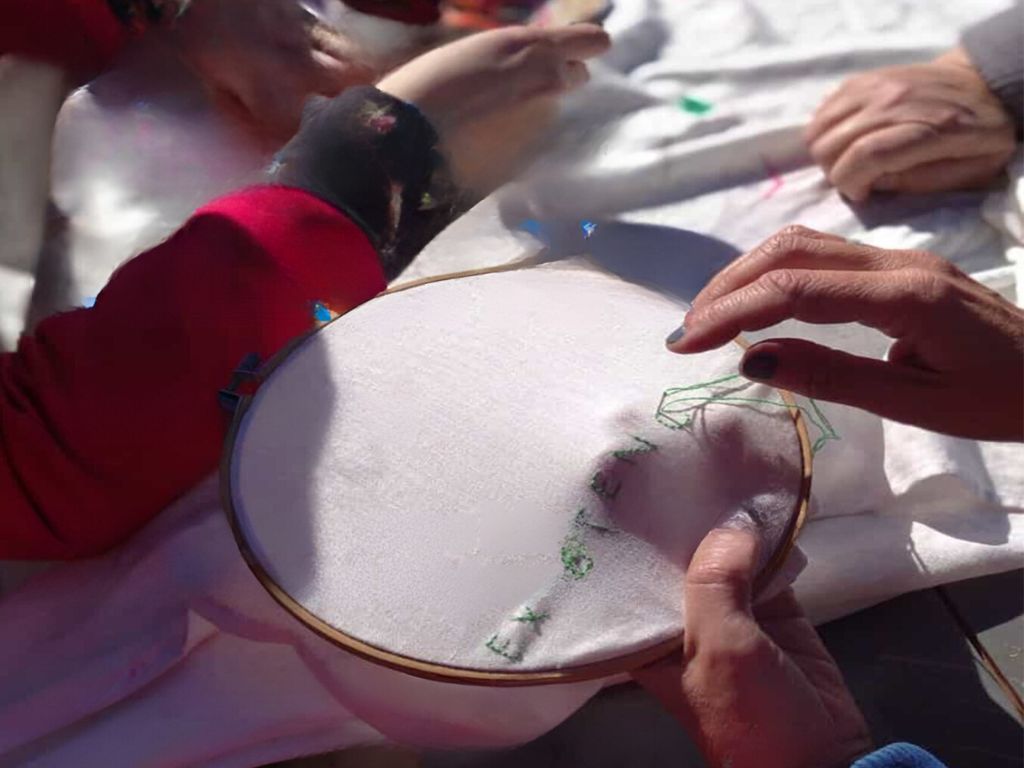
left=961, top=4, right=1023, bottom=135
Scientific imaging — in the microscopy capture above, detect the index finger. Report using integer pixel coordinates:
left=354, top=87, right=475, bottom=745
left=673, top=268, right=930, bottom=354
left=684, top=528, right=760, bottom=654
left=690, top=228, right=947, bottom=312
left=691, top=227, right=846, bottom=311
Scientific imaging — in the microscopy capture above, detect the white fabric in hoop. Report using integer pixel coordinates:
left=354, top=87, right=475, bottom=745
left=229, top=264, right=805, bottom=675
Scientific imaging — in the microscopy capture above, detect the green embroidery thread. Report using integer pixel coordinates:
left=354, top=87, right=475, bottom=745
left=805, top=397, right=839, bottom=452
left=482, top=431, right=664, bottom=659
left=483, top=373, right=831, bottom=663
left=485, top=634, right=523, bottom=663
left=656, top=374, right=839, bottom=453
left=512, top=607, right=550, bottom=633
left=612, top=435, right=659, bottom=464
left=560, top=535, right=595, bottom=580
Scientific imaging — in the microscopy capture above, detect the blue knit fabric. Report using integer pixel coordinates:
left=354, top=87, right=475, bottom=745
left=852, top=743, right=948, bottom=768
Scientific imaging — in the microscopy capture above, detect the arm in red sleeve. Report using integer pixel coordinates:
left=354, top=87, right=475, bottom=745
left=0, top=0, right=129, bottom=74
left=0, top=87, right=457, bottom=560
left=0, top=187, right=385, bottom=559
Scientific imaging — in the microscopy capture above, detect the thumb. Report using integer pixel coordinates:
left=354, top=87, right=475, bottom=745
left=739, top=338, right=935, bottom=422
left=683, top=526, right=760, bottom=652
left=632, top=525, right=760, bottom=717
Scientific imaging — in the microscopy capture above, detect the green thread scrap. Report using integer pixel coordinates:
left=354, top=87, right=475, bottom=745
left=679, top=95, right=713, bottom=114
left=512, top=607, right=550, bottom=634
left=485, top=634, right=523, bottom=663
left=655, top=373, right=840, bottom=453
left=560, top=534, right=594, bottom=580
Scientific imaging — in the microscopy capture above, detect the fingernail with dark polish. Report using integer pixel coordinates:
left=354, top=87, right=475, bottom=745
left=741, top=352, right=777, bottom=381
left=665, top=325, right=686, bottom=346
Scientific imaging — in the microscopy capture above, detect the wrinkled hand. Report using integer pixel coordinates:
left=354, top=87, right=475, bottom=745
left=377, top=23, right=609, bottom=132
left=173, top=0, right=377, bottom=138
left=634, top=527, right=872, bottom=768
left=377, top=24, right=610, bottom=190
left=806, top=47, right=1017, bottom=201
left=667, top=226, right=1024, bottom=441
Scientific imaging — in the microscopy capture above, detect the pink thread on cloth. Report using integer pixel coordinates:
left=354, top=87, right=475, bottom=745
left=760, top=156, right=784, bottom=199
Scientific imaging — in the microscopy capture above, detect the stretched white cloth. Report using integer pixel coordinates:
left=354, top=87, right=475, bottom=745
left=229, top=266, right=805, bottom=676
left=1, top=0, right=1022, bottom=765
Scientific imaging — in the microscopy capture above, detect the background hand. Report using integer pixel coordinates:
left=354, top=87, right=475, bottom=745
left=377, top=23, right=608, bottom=131
left=806, top=46, right=1016, bottom=201
left=173, top=0, right=378, bottom=139
left=667, top=226, right=1024, bottom=441
left=634, top=527, right=872, bottom=768
left=377, top=24, right=610, bottom=191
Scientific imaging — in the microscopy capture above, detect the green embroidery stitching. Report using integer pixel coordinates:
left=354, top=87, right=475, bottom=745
left=656, top=374, right=840, bottom=453
left=805, top=397, right=839, bottom=452
left=612, top=435, right=658, bottom=464
left=560, top=535, right=595, bottom=580
left=482, top=429, right=665, bottom=660
left=485, top=634, right=523, bottom=663
left=483, top=370, right=832, bottom=664
left=512, top=607, right=550, bottom=633
left=590, top=470, right=622, bottom=500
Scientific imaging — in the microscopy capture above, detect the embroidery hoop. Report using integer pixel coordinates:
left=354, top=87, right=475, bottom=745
left=220, top=264, right=813, bottom=687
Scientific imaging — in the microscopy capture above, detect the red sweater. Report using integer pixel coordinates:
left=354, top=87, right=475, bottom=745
left=1, top=189, right=387, bottom=559
left=0, top=0, right=128, bottom=74
left=0, top=2, right=449, bottom=559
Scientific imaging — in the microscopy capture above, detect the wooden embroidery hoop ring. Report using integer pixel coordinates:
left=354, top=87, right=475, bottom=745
left=220, top=262, right=814, bottom=687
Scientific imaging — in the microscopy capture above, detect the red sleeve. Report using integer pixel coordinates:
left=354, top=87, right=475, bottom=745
left=342, top=0, right=440, bottom=25
left=1, top=0, right=128, bottom=74
left=0, top=185, right=386, bottom=560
